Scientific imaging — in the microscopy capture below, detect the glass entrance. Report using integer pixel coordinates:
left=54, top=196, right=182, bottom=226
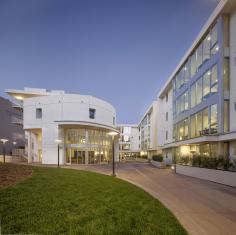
left=66, top=148, right=85, bottom=164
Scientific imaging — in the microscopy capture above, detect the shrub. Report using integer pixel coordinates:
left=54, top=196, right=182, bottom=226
left=152, top=154, right=163, bottom=162
left=140, top=154, right=148, bottom=159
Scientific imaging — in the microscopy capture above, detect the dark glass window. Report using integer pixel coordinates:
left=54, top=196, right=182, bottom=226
left=89, top=108, right=96, bottom=119
left=36, top=108, right=42, bottom=119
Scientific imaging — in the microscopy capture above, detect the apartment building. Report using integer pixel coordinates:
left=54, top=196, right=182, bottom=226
left=138, top=101, right=159, bottom=159
left=116, top=124, right=140, bottom=160
left=0, top=97, right=24, bottom=156
left=156, top=0, right=236, bottom=163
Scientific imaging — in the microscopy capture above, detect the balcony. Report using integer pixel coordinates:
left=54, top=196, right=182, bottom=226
left=11, top=116, right=23, bottom=126
left=12, top=103, right=23, bottom=111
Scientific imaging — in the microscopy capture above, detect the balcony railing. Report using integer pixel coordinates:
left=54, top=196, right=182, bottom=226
left=11, top=116, right=23, bottom=126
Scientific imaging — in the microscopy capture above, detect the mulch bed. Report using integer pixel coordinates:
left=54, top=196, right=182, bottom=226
left=0, top=163, right=32, bottom=189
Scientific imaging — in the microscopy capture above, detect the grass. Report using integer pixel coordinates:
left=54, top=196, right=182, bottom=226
left=0, top=165, right=187, bottom=235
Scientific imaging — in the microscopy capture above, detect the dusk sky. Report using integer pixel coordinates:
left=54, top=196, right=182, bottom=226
left=0, top=0, right=219, bottom=124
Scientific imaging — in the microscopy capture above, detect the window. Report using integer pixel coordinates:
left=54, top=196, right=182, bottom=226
left=166, top=112, right=168, bottom=121
left=190, top=107, right=210, bottom=137
left=36, top=108, right=42, bottom=119
left=89, top=108, right=96, bottom=119
left=176, top=91, right=188, bottom=115
left=223, top=58, right=229, bottom=91
left=166, top=131, right=168, bottom=140
left=203, top=71, right=210, bottom=98
left=210, top=24, right=219, bottom=55
left=196, top=77, right=203, bottom=105
left=113, top=117, right=115, bottom=125
left=166, top=93, right=168, bottom=103
left=210, top=104, right=217, bottom=131
left=203, top=33, right=211, bottom=62
left=176, top=118, right=189, bottom=140
left=224, top=100, right=229, bottom=132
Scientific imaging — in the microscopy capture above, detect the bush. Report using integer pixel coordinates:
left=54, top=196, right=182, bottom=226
left=140, top=154, right=148, bottom=159
left=152, top=154, right=163, bottom=162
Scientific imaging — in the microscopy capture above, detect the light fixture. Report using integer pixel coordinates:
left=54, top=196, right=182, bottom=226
left=207, top=36, right=211, bottom=41
left=215, top=46, right=219, bottom=51
left=55, top=139, right=62, bottom=143
left=171, top=165, right=175, bottom=170
left=13, top=141, right=17, bottom=145
left=0, top=139, right=8, bottom=144
left=207, top=71, right=211, bottom=76
left=108, top=131, right=118, bottom=136
left=14, top=96, right=24, bottom=100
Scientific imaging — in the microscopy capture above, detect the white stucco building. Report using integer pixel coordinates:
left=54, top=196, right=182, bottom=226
left=116, top=124, right=140, bottom=160
left=6, top=88, right=119, bottom=165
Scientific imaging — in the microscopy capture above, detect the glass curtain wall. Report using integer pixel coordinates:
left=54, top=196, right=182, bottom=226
left=65, top=128, right=112, bottom=164
left=190, top=64, right=218, bottom=108
left=173, top=22, right=218, bottom=94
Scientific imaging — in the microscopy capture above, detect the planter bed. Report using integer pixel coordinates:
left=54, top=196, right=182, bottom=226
left=176, top=164, right=236, bottom=187
left=151, top=160, right=166, bottom=168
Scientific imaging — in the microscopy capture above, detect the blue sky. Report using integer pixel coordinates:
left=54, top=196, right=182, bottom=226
left=0, top=0, right=219, bottom=123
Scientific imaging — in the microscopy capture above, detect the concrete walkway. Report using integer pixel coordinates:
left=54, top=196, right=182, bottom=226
left=64, top=162, right=236, bottom=235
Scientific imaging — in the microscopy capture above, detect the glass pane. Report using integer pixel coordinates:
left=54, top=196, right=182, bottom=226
left=196, top=78, right=202, bottom=105
left=184, top=91, right=188, bottom=110
left=210, top=104, right=218, bottom=132
left=211, top=65, right=218, bottom=85
left=211, top=43, right=219, bottom=55
left=190, top=115, right=196, bottom=138
left=196, top=112, right=202, bottom=137
left=223, top=58, right=229, bottom=91
left=224, top=101, right=229, bottom=133
left=203, top=33, right=211, bottom=62
left=191, top=84, right=196, bottom=108
left=191, top=53, right=197, bottom=77
left=196, top=43, right=203, bottom=70
left=211, top=24, right=218, bottom=46
left=202, top=108, right=209, bottom=130
left=203, top=71, right=210, bottom=98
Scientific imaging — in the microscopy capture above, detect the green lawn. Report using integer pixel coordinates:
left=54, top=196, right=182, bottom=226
left=0, top=166, right=187, bottom=235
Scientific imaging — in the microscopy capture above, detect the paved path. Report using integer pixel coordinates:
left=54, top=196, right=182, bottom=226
left=64, top=162, right=236, bottom=235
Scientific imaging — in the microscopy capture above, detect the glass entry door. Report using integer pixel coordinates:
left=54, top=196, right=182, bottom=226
left=67, top=148, right=86, bottom=164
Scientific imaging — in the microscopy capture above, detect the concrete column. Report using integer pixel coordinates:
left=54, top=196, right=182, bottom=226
left=85, top=130, right=89, bottom=164
left=217, top=142, right=224, bottom=158
left=114, top=137, right=119, bottom=162
left=28, top=131, right=32, bottom=163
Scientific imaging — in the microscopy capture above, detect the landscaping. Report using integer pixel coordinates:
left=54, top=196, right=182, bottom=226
left=0, top=164, right=187, bottom=235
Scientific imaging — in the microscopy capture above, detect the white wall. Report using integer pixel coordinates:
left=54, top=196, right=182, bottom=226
left=131, top=126, right=140, bottom=151
left=157, top=88, right=173, bottom=147
left=22, top=92, right=116, bottom=164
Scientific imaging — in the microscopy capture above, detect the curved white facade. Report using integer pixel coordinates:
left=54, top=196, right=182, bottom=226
left=6, top=88, right=119, bottom=165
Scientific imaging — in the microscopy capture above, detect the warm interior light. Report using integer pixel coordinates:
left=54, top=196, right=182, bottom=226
left=14, top=96, right=24, bottom=100
left=180, top=145, right=190, bottom=156
left=0, top=139, right=9, bottom=144
left=108, top=131, right=118, bottom=136
left=55, top=139, right=62, bottom=143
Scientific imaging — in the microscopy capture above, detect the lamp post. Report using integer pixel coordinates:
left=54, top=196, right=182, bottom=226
left=108, top=131, right=119, bottom=177
left=55, top=139, right=62, bottom=167
left=0, top=139, right=9, bottom=163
